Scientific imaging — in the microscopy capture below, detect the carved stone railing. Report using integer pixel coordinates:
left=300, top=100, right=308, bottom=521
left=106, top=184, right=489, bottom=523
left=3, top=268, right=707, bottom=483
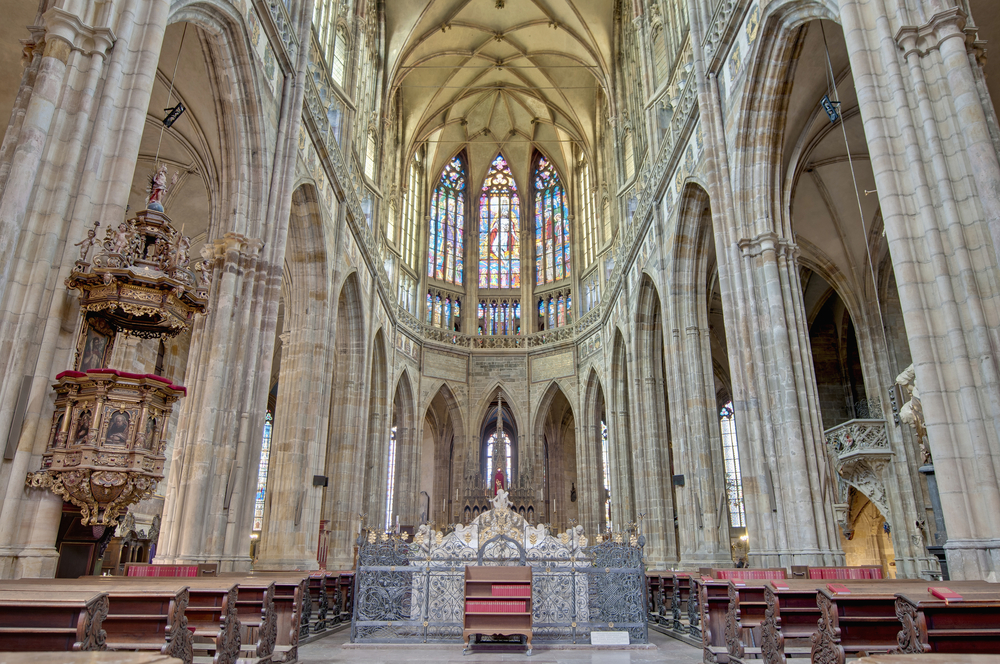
left=824, top=418, right=893, bottom=520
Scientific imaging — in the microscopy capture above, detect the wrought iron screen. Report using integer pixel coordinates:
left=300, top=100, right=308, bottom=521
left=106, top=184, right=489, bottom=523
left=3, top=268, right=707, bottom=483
left=351, top=490, right=647, bottom=644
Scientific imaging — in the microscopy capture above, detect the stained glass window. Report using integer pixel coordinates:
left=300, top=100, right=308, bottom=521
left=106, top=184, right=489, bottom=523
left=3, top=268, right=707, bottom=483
left=384, top=424, right=397, bottom=529
left=428, top=156, right=465, bottom=285
left=427, top=291, right=461, bottom=330
left=720, top=401, right=746, bottom=528
left=578, top=161, right=598, bottom=268
left=401, top=159, right=421, bottom=269
left=479, top=155, right=520, bottom=289
left=537, top=293, right=571, bottom=330
left=485, top=431, right=512, bottom=482
left=478, top=299, right=520, bottom=336
left=601, top=419, right=612, bottom=531
left=252, top=411, right=273, bottom=533
left=534, top=156, right=570, bottom=284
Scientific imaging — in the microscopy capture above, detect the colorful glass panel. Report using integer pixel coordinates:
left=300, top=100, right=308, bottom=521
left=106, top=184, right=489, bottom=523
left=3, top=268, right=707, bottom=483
left=428, top=157, right=466, bottom=285
left=534, top=156, right=571, bottom=285
left=478, top=155, right=520, bottom=289
left=252, top=411, right=273, bottom=532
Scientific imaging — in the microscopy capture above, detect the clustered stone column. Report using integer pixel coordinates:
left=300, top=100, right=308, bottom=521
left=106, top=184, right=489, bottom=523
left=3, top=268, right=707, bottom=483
left=838, top=0, right=1000, bottom=578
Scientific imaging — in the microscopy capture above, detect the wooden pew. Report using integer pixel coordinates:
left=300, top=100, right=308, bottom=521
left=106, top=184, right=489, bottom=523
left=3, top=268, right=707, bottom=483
left=665, top=573, right=690, bottom=633
left=228, top=580, right=276, bottom=663
left=125, top=564, right=217, bottom=578
left=329, top=571, right=353, bottom=625
left=99, top=578, right=241, bottom=664
left=646, top=573, right=661, bottom=622
left=790, top=566, right=883, bottom=580
left=309, top=574, right=329, bottom=633
left=0, top=580, right=192, bottom=664
left=698, top=576, right=734, bottom=664
left=809, top=580, right=998, bottom=663
left=0, top=653, right=183, bottom=664
left=220, top=572, right=308, bottom=662
left=0, top=590, right=108, bottom=652
left=892, top=586, right=1000, bottom=655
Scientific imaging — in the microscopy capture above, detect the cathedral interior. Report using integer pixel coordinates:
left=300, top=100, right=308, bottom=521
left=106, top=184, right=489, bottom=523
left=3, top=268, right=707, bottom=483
left=1, top=0, right=1000, bottom=594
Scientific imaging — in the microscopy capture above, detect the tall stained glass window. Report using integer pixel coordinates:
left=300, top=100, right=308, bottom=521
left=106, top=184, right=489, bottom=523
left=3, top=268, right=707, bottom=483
left=479, top=154, right=520, bottom=289
left=534, top=156, right=570, bottom=284
left=427, top=156, right=465, bottom=285
left=720, top=401, right=746, bottom=528
left=601, top=419, right=612, bottom=531
left=252, top=411, right=273, bottom=533
left=384, top=425, right=398, bottom=529
left=485, top=431, right=512, bottom=482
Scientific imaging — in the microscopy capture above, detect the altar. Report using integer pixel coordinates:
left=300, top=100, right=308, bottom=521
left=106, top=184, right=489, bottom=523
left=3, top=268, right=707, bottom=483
left=350, top=489, right=648, bottom=645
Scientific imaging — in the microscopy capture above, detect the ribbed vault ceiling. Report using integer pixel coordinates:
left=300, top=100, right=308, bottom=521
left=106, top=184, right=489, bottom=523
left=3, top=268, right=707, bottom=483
left=386, top=0, right=615, bottom=188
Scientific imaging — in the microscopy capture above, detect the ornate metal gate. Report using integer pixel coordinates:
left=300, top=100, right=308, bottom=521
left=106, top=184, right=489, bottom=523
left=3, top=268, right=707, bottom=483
left=351, top=490, right=647, bottom=644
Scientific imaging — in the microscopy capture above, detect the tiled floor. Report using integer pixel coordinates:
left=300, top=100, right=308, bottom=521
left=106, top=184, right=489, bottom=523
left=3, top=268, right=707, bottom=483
left=298, top=628, right=702, bottom=663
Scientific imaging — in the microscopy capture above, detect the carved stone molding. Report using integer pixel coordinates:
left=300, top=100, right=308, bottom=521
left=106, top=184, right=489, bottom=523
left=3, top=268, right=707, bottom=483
left=42, top=7, right=115, bottom=59
left=825, top=419, right=893, bottom=520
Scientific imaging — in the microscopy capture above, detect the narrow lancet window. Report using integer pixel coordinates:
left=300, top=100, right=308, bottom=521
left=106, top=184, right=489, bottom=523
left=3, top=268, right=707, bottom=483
left=720, top=401, right=746, bottom=527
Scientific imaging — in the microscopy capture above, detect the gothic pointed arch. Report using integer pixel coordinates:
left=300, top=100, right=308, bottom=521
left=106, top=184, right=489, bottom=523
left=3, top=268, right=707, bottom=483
left=422, top=381, right=465, bottom=525
left=610, top=330, right=636, bottom=528
left=323, top=272, right=367, bottom=567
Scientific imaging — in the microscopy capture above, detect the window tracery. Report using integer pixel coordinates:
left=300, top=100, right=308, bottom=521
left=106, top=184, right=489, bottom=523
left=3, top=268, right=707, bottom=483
left=252, top=411, right=273, bottom=534
left=427, top=156, right=465, bottom=286
left=578, top=160, right=598, bottom=268
left=427, top=289, right=462, bottom=331
left=537, top=292, right=571, bottom=330
left=534, top=155, right=570, bottom=285
left=477, top=298, right=520, bottom=336
left=401, top=157, right=422, bottom=270
left=385, top=424, right=397, bottom=529
left=720, top=401, right=746, bottom=528
left=478, top=154, right=520, bottom=289
left=601, top=418, right=612, bottom=531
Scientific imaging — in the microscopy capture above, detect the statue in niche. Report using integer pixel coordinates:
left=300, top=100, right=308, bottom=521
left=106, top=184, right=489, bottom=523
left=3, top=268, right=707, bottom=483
left=493, top=467, right=505, bottom=496
left=896, top=364, right=929, bottom=464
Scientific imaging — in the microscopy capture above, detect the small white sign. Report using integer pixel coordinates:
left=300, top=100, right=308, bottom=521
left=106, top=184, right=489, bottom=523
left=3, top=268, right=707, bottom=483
left=590, top=631, right=630, bottom=646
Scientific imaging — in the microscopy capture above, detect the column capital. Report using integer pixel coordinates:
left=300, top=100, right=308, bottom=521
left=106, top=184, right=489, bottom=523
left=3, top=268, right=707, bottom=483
left=41, top=7, right=115, bottom=59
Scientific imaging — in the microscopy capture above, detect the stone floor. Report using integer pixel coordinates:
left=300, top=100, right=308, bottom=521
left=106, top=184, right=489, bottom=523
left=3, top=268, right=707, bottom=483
left=297, top=628, right=702, bottom=663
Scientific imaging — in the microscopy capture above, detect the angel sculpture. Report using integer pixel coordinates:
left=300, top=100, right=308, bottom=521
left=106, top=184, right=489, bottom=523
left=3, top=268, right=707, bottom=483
left=111, top=222, right=131, bottom=255
left=74, top=224, right=99, bottom=262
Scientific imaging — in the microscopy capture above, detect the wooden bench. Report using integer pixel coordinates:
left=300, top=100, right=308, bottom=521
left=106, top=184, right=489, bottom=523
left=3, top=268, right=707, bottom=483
left=328, top=571, right=353, bottom=625
left=0, top=653, right=183, bottom=664
left=893, top=586, right=1000, bottom=655
left=100, top=578, right=241, bottom=664
left=791, top=566, right=883, bottom=580
left=698, top=576, right=734, bottom=663
left=126, top=565, right=217, bottom=578
left=0, top=580, right=192, bottom=664
left=220, top=572, right=308, bottom=662
left=227, top=580, right=276, bottom=663
left=809, top=580, right=996, bottom=663
left=0, top=590, right=108, bottom=652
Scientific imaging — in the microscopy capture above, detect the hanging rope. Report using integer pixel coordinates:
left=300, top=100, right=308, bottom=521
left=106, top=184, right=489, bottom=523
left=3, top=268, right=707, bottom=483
left=153, top=23, right=189, bottom=166
left=818, top=21, right=894, bottom=381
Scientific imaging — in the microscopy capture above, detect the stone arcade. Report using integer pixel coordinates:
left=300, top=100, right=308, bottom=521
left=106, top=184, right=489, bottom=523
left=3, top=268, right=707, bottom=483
left=1, top=0, right=1000, bottom=641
